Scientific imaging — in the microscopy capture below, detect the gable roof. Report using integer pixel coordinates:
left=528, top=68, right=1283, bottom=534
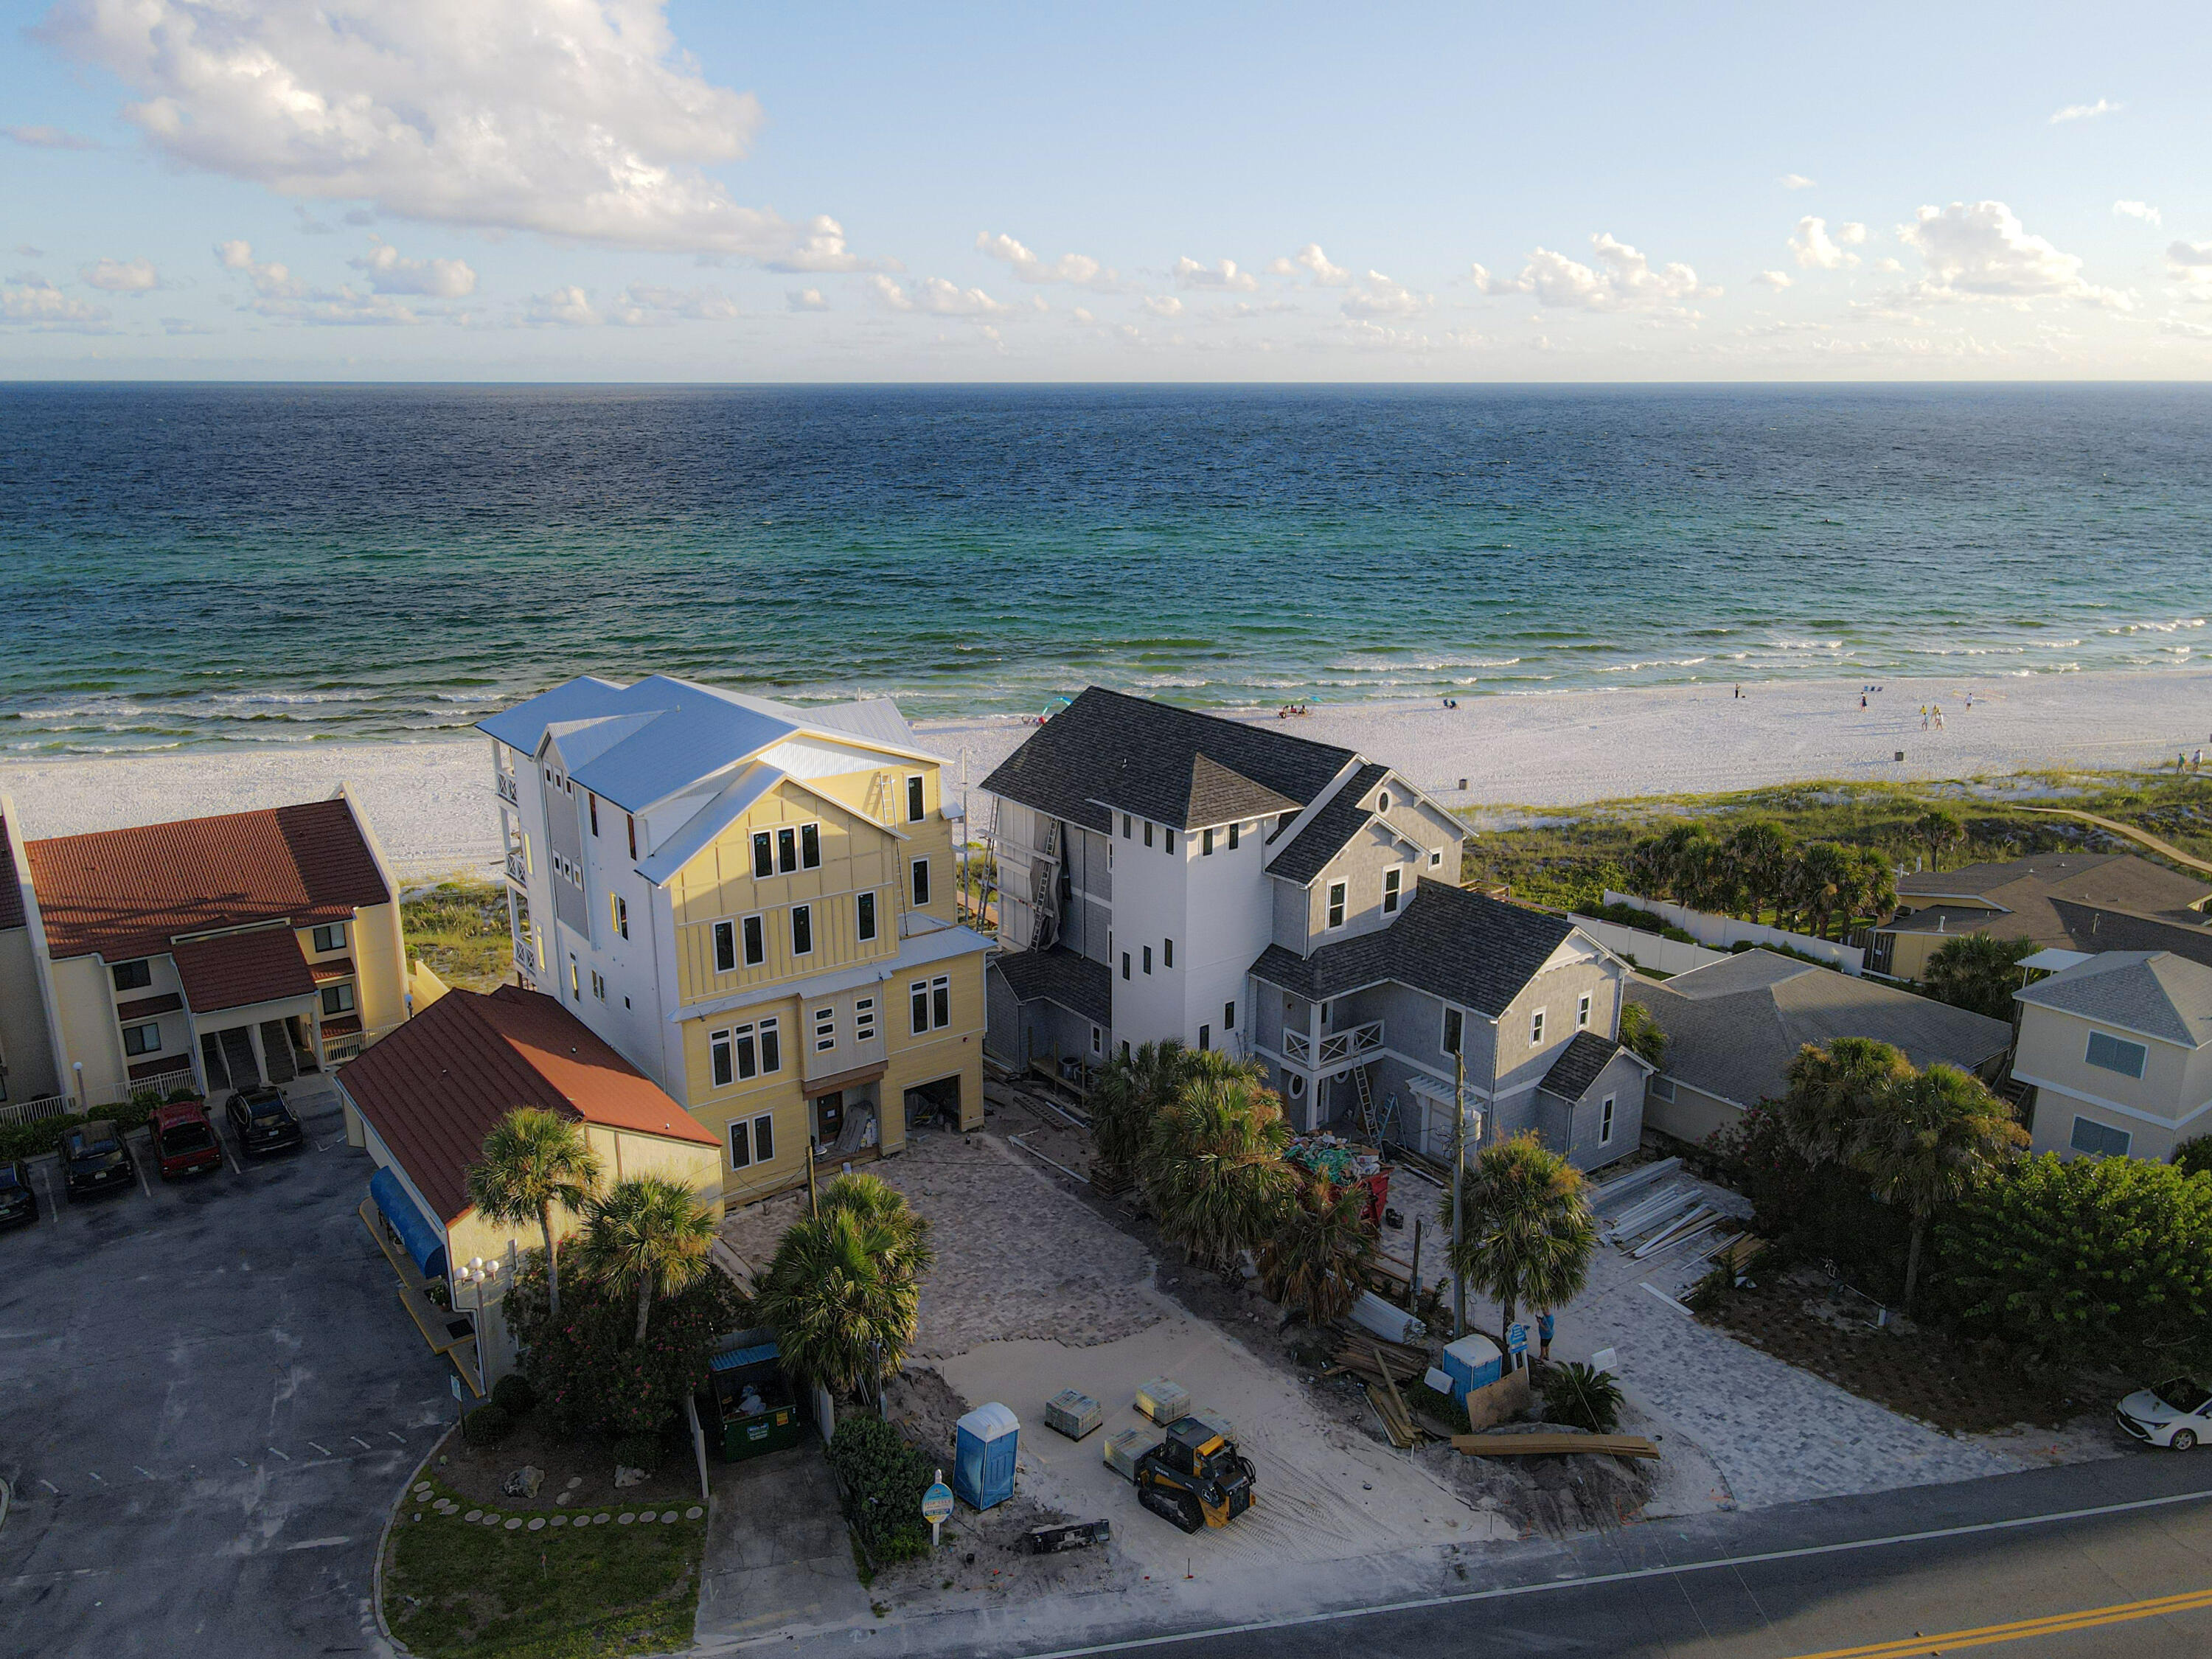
left=1626, top=949, right=2014, bottom=1109
left=481, top=675, right=936, bottom=815
left=338, top=984, right=717, bottom=1224
left=171, top=928, right=317, bottom=1013
left=991, top=946, right=1112, bottom=1027
left=2014, top=950, right=2212, bottom=1049
left=979, top=686, right=1354, bottom=834
left=1250, top=881, right=1579, bottom=1018
left=1540, top=1031, right=1630, bottom=1101
left=1267, top=762, right=1395, bottom=886
left=25, top=797, right=390, bottom=964
left=1895, top=852, right=2211, bottom=929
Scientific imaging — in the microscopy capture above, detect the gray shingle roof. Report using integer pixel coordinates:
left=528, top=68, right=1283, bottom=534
left=1540, top=1032, right=1625, bottom=1102
left=1267, top=762, right=1394, bottom=886
left=2014, top=950, right=2212, bottom=1048
left=1897, top=852, right=2210, bottom=913
left=978, top=687, right=1354, bottom=834
left=1625, top=949, right=2014, bottom=1109
left=991, top=946, right=1112, bottom=1026
left=1250, top=881, right=1576, bottom=1017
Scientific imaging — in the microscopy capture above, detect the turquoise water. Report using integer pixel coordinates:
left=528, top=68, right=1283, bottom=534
left=1, top=383, right=2206, bottom=752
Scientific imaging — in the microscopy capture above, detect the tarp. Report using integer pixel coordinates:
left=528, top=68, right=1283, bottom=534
left=369, top=1166, right=448, bottom=1279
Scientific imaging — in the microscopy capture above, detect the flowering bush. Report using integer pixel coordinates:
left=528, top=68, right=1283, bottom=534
left=824, top=1416, right=933, bottom=1562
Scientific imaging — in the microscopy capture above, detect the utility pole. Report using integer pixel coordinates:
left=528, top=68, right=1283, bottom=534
left=806, top=1141, right=818, bottom=1218
left=1452, top=1047, right=1467, bottom=1340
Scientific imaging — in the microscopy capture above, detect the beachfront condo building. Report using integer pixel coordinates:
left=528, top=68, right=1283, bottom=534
left=481, top=675, right=990, bottom=1204
left=0, top=791, right=408, bottom=1112
left=980, top=689, right=1650, bottom=1169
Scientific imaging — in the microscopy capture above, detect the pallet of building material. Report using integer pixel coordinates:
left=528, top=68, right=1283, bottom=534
left=1045, top=1388, right=1103, bottom=1441
left=1192, top=1408, right=1235, bottom=1444
left=1133, top=1378, right=1191, bottom=1424
left=1364, top=1382, right=1421, bottom=1450
left=1363, top=1255, right=1414, bottom=1296
left=1450, top=1433, right=1660, bottom=1460
left=1103, top=1426, right=1161, bottom=1481
left=1025, top=1519, right=1112, bottom=1554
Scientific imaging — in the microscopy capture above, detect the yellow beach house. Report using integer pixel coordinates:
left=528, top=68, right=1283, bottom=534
left=479, top=675, right=990, bottom=1204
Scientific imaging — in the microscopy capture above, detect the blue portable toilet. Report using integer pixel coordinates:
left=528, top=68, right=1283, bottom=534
left=1440, top=1333, right=1504, bottom=1403
left=953, top=1402, right=1020, bottom=1511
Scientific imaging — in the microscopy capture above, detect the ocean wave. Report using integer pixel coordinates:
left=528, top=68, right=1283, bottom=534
left=2104, top=617, right=2207, bottom=634
left=1596, top=657, right=1709, bottom=673
left=1770, top=638, right=1846, bottom=650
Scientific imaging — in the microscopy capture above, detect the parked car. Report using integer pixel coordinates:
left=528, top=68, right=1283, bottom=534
left=0, top=1159, right=37, bottom=1229
left=2117, top=1377, right=2212, bottom=1450
left=63, top=1121, right=136, bottom=1200
left=225, top=1086, right=304, bottom=1157
left=152, top=1101, right=223, bottom=1180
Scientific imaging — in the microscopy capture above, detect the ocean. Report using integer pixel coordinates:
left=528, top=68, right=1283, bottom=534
left=1, top=382, right=2207, bottom=753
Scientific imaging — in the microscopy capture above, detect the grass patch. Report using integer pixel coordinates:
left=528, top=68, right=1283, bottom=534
left=403, top=879, right=513, bottom=992
left=1460, top=769, right=2212, bottom=913
left=383, top=1478, right=703, bottom=1659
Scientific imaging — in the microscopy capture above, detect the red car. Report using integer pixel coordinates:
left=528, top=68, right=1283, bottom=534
left=152, top=1101, right=223, bottom=1180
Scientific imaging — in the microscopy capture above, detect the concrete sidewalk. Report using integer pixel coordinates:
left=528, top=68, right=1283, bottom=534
left=695, top=1444, right=873, bottom=1644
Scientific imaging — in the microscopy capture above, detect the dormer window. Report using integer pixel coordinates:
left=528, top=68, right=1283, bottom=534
left=1377, top=790, right=1391, bottom=813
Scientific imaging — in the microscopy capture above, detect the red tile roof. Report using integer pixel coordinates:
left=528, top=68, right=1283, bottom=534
left=25, top=798, right=389, bottom=964
left=321, top=1014, right=364, bottom=1037
left=338, top=985, right=716, bottom=1223
left=172, top=928, right=318, bottom=1013
left=116, top=992, right=185, bottom=1020
left=0, top=818, right=24, bottom=932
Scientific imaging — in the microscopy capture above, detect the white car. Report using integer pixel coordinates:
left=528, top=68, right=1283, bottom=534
left=2115, top=1377, right=2212, bottom=1450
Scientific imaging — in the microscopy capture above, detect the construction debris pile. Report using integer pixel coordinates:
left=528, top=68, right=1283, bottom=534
left=1285, top=1132, right=1385, bottom=1186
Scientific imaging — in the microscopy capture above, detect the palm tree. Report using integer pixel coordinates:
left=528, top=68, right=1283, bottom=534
left=1914, top=808, right=1966, bottom=874
left=1778, top=1037, right=1913, bottom=1168
left=575, top=1175, right=717, bottom=1343
left=1789, top=841, right=1857, bottom=939
left=1924, top=933, right=2037, bottom=1019
left=1257, top=1175, right=1375, bottom=1324
left=1441, top=1133, right=1599, bottom=1360
left=1851, top=1063, right=2027, bottom=1307
left=757, top=1183, right=935, bottom=1397
left=1725, top=820, right=1794, bottom=924
left=465, top=1107, right=604, bottom=1318
left=1141, top=1053, right=1298, bottom=1273
left=1851, top=844, right=1898, bottom=928
left=1090, top=1039, right=1191, bottom=1187
left=1616, top=998, right=1667, bottom=1070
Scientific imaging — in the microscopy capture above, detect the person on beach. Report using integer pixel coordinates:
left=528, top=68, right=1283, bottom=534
left=1860, top=693, right=1868, bottom=709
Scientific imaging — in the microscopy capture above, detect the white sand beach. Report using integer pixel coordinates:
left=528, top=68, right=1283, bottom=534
left=3, top=669, right=2207, bottom=880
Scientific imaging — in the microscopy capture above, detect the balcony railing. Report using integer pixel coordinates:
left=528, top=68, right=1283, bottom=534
left=495, top=773, right=520, bottom=804
left=513, top=938, right=538, bottom=976
left=505, top=851, right=529, bottom=884
left=1283, top=1019, right=1384, bottom=1067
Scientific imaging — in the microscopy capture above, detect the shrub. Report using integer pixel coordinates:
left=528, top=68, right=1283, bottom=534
left=1703, top=1103, right=1908, bottom=1294
left=1540, top=1363, right=1624, bottom=1435
left=613, top=1431, right=662, bottom=1472
left=462, top=1402, right=514, bottom=1447
left=165, top=1086, right=202, bottom=1103
left=490, top=1373, right=537, bottom=1416
left=2174, top=1136, right=2212, bottom=1180
left=824, top=1416, right=933, bottom=1563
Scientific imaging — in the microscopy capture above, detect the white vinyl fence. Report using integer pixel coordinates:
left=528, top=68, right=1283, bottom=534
left=1604, top=891, right=1865, bottom=974
left=1569, top=914, right=1730, bottom=975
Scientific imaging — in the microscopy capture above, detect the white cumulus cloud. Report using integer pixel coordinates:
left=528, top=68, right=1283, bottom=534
left=1141, top=295, right=1184, bottom=317
left=786, top=288, right=828, bottom=312
left=1779, top=173, right=1816, bottom=190
left=1340, top=271, right=1430, bottom=319
left=524, top=285, right=601, bottom=327
left=5, top=123, right=100, bottom=150
left=1, top=276, right=113, bottom=330
left=1898, top=201, right=2128, bottom=309
left=81, top=255, right=160, bottom=293
left=866, top=274, right=1012, bottom=316
left=218, top=237, right=433, bottom=324
left=2049, top=97, right=2121, bottom=124
left=1266, top=243, right=1352, bottom=286
left=2113, top=200, right=2162, bottom=227
left=605, top=283, right=736, bottom=324
left=1789, top=216, right=1863, bottom=270
left=347, top=237, right=477, bottom=297
left=1172, top=256, right=1259, bottom=292
left=974, top=232, right=1119, bottom=291
left=1471, top=232, right=1713, bottom=311
left=44, top=0, right=870, bottom=265
left=1753, top=270, right=1792, bottom=289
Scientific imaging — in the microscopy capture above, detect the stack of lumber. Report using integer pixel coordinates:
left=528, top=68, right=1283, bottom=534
left=1361, top=1253, right=1413, bottom=1301
left=1325, top=1330, right=1429, bottom=1385
left=1451, top=1432, right=1660, bottom=1460
left=1366, top=1382, right=1422, bottom=1450
left=1713, top=1233, right=1766, bottom=1271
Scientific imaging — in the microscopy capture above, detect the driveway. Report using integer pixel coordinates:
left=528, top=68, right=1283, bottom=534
left=695, top=1443, right=872, bottom=1644
left=0, top=1081, right=456, bottom=1657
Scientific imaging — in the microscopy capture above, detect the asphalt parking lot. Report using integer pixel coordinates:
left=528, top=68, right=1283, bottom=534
left=0, top=1081, right=454, bottom=1656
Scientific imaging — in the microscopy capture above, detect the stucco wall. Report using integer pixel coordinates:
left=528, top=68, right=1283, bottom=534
left=0, top=927, right=59, bottom=1102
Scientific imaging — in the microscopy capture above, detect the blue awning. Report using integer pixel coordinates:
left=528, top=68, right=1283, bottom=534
left=710, top=1340, right=780, bottom=1373
left=369, top=1166, right=448, bottom=1280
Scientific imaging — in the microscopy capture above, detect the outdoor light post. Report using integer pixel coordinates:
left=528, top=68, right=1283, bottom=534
left=449, top=1254, right=504, bottom=1315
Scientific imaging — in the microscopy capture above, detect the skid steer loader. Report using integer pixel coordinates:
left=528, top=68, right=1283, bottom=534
left=1133, top=1416, right=1256, bottom=1534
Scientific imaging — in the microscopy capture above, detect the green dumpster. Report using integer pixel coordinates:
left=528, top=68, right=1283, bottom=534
left=703, top=1330, right=804, bottom=1461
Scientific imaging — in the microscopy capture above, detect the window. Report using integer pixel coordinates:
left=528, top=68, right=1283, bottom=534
left=1143, top=821, right=1154, bottom=848
left=1203, top=828, right=1215, bottom=856
left=588, top=792, right=599, bottom=835
left=728, top=1118, right=751, bottom=1168
left=752, top=1110, right=775, bottom=1164
left=857, top=891, right=878, bottom=942
left=1198, top=1023, right=1211, bottom=1051
left=627, top=814, right=637, bottom=860
left=1121, top=1040, right=1132, bottom=1062
left=932, top=975, right=951, bottom=1029
left=790, top=903, right=813, bottom=956
left=1228, top=822, right=1239, bottom=850
left=907, top=774, right=926, bottom=822
left=122, top=1020, right=162, bottom=1057
left=611, top=894, right=628, bottom=939
left=1430, top=849, right=1444, bottom=868
left=710, top=1029, right=734, bottom=1086
left=2070, top=1116, right=2132, bottom=1158
left=801, top=822, right=821, bottom=869
left=911, top=979, right=931, bottom=1034
left=1382, top=869, right=1402, bottom=914
left=311, top=922, right=347, bottom=953
left=1122, top=813, right=1131, bottom=838
left=728, top=1111, right=776, bottom=1170
left=1142, top=945, right=1152, bottom=975
left=591, top=970, right=607, bottom=1001
left=855, top=997, right=877, bottom=1043
left=1530, top=1009, right=1546, bottom=1046
left=566, top=959, right=580, bottom=1001
left=1287, top=1073, right=1307, bottom=1099
left=911, top=858, right=931, bottom=908
left=776, top=827, right=798, bottom=874
left=742, top=914, right=765, bottom=967
left=1091, top=1023, right=1103, bottom=1056
left=752, top=831, right=773, bottom=880
left=1163, top=937, right=1174, bottom=968
left=1650, top=1074, right=1677, bottom=1102
left=713, top=919, right=737, bottom=973
left=1326, top=881, right=1347, bottom=929
left=2084, top=1031, right=2148, bottom=1079
left=1121, top=951, right=1131, bottom=981
left=1443, top=1007, right=1464, bottom=1055
left=815, top=1006, right=836, bottom=1052
left=1165, top=829, right=1176, bottom=854
left=1577, top=992, right=1592, bottom=1031
left=1378, top=790, right=1391, bottom=813
left=111, top=959, right=152, bottom=992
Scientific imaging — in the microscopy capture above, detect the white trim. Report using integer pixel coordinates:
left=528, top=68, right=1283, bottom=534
left=2014, top=997, right=2200, bottom=1051
left=2011, top=1069, right=2212, bottom=1130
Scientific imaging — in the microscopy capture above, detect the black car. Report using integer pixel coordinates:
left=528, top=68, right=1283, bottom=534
left=63, top=1120, right=136, bottom=1200
left=0, top=1159, right=37, bottom=1229
left=225, top=1087, right=304, bottom=1156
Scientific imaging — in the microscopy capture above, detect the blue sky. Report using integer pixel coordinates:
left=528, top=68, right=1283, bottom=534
left=3, top=1, right=2206, bottom=379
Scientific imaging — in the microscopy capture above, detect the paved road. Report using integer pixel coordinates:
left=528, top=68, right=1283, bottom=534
left=0, top=1085, right=454, bottom=1656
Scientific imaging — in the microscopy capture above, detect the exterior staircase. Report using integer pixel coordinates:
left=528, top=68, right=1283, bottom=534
left=260, top=1021, right=299, bottom=1085
left=218, top=1026, right=261, bottom=1091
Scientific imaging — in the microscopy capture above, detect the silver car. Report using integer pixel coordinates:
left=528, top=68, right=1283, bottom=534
left=2115, top=1377, right=2212, bottom=1450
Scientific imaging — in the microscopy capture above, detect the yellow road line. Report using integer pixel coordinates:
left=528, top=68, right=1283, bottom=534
left=1786, top=1584, right=2212, bottom=1658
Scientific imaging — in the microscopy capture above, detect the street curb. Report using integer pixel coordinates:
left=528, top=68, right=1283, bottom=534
left=372, top=1425, right=455, bottom=1658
